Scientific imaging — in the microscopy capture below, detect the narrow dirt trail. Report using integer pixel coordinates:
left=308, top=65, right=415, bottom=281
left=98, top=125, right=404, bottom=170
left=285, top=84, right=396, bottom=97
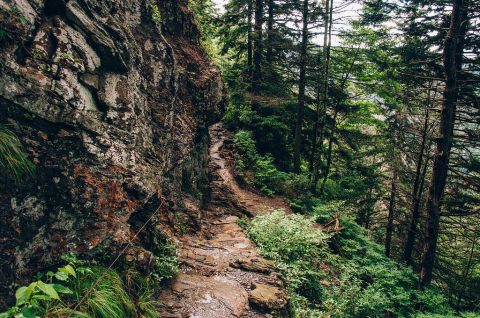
left=158, top=124, right=290, bottom=318
left=208, top=124, right=292, bottom=216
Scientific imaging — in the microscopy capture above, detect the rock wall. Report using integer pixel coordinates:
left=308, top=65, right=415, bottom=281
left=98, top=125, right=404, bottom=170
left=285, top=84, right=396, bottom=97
left=0, top=0, right=224, bottom=307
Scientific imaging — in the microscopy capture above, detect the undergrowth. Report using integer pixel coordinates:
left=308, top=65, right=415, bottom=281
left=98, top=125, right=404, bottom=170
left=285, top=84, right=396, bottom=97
left=234, top=130, right=288, bottom=196
left=1, top=242, right=179, bottom=318
left=240, top=209, right=479, bottom=318
left=232, top=129, right=320, bottom=214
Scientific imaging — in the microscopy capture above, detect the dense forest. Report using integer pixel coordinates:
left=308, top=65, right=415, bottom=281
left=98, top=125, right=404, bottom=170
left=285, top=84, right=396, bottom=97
left=192, top=0, right=480, bottom=315
left=0, top=0, right=479, bottom=317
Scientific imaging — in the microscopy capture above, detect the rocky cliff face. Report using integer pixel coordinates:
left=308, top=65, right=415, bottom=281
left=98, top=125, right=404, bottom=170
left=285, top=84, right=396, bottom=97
left=0, top=0, right=224, bottom=307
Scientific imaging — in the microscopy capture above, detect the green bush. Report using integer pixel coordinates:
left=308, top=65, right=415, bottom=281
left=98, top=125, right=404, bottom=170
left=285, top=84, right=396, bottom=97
left=152, top=238, right=179, bottom=282
left=223, top=103, right=257, bottom=131
left=243, top=210, right=330, bottom=316
left=0, top=264, right=83, bottom=318
left=233, top=130, right=257, bottom=165
left=242, top=207, right=466, bottom=318
left=233, top=130, right=288, bottom=196
left=245, top=210, right=329, bottom=261
left=0, top=260, right=161, bottom=318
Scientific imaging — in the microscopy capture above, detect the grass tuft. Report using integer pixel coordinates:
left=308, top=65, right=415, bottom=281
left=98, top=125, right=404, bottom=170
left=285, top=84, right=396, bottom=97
left=73, top=267, right=135, bottom=318
left=124, top=268, right=160, bottom=318
left=0, top=125, right=35, bottom=183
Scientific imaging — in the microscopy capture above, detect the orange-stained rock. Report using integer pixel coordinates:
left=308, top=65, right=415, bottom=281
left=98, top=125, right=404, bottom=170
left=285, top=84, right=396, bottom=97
left=0, top=0, right=224, bottom=309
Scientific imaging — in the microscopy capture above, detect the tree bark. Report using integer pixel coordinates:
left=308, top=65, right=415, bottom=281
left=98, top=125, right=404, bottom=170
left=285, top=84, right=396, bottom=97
left=247, top=0, right=253, bottom=87
left=308, top=0, right=331, bottom=180
left=419, top=0, right=466, bottom=288
left=252, top=0, right=264, bottom=95
left=385, top=169, right=398, bottom=257
left=403, top=97, right=431, bottom=265
left=319, top=105, right=336, bottom=194
left=266, top=0, right=274, bottom=63
left=293, top=0, right=309, bottom=173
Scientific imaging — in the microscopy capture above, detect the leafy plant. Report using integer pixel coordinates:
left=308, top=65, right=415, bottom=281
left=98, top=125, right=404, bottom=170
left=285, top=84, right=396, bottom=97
left=245, top=210, right=329, bottom=261
left=0, top=257, right=162, bottom=318
left=233, top=130, right=288, bottom=196
left=1, top=265, right=76, bottom=318
left=243, top=210, right=330, bottom=316
left=241, top=206, right=471, bottom=317
left=148, top=1, right=162, bottom=25
left=152, top=239, right=179, bottom=282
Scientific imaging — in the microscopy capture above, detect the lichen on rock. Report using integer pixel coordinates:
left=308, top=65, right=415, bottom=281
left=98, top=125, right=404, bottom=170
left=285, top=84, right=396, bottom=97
left=0, top=0, right=224, bottom=308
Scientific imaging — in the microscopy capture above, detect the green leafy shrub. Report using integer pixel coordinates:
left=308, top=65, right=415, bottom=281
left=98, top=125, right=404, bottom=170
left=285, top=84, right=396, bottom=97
left=246, top=210, right=329, bottom=261
left=1, top=263, right=79, bottom=318
left=233, top=130, right=257, bottom=164
left=0, top=258, right=161, bottom=318
left=223, top=103, right=257, bottom=131
left=242, top=207, right=466, bottom=318
left=233, top=130, right=288, bottom=196
left=148, top=0, right=162, bottom=25
left=152, top=238, right=179, bottom=282
left=243, top=210, right=330, bottom=316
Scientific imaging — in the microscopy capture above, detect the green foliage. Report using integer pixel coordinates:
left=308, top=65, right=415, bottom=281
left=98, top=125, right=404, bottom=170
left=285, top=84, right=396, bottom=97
left=148, top=1, right=162, bottom=25
left=245, top=210, right=330, bottom=262
left=123, top=268, right=159, bottom=318
left=0, top=125, right=35, bottom=184
left=57, top=52, right=82, bottom=65
left=0, top=258, right=161, bottom=318
left=243, top=210, right=330, bottom=316
left=242, top=206, right=470, bottom=318
left=1, top=264, right=77, bottom=318
left=152, top=238, right=179, bottom=282
left=233, top=130, right=288, bottom=196
left=73, top=267, right=135, bottom=318
left=233, top=130, right=257, bottom=164
left=223, top=103, right=257, bottom=130
left=189, top=0, right=222, bottom=61
left=0, top=6, right=28, bottom=44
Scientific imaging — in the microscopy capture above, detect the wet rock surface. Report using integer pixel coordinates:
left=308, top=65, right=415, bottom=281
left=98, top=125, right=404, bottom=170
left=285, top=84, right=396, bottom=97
left=158, top=124, right=289, bottom=318
left=249, top=282, right=288, bottom=310
left=0, top=0, right=223, bottom=308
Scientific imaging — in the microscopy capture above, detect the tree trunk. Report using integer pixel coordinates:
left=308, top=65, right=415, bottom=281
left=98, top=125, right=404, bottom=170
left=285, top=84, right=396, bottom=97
left=293, top=0, right=309, bottom=173
left=319, top=106, right=337, bottom=194
left=403, top=98, right=431, bottom=265
left=266, top=0, right=274, bottom=63
left=308, top=0, right=331, bottom=182
left=317, top=0, right=336, bottom=191
left=385, top=169, right=398, bottom=257
left=252, top=0, right=263, bottom=95
left=247, top=0, right=253, bottom=88
left=419, top=0, right=465, bottom=288
left=309, top=53, right=323, bottom=175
